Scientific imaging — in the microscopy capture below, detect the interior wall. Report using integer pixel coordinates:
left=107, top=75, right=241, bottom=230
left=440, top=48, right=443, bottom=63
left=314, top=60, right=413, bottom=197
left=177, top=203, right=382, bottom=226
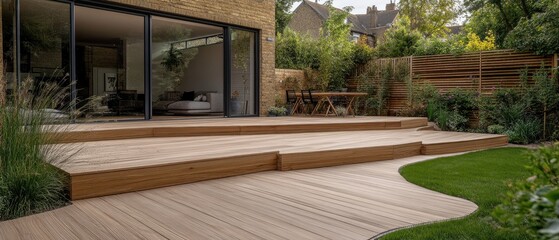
left=126, top=40, right=144, bottom=94
left=178, top=43, right=224, bottom=94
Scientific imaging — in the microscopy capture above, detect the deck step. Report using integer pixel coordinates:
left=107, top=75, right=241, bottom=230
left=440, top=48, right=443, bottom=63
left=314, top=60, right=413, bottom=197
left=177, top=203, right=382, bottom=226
left=56, top=129, right=508, bottom=200
left=55, top=117, right=429, bottom=143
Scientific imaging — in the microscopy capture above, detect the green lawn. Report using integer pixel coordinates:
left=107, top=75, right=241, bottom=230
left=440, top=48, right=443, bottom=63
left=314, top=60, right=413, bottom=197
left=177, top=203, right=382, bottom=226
left=381, top=147, right=532, bottom=240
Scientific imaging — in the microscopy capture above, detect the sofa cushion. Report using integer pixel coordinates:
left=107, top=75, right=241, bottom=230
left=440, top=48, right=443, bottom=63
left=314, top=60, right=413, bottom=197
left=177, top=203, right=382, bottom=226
left=167, top=100, right=210, bottom=110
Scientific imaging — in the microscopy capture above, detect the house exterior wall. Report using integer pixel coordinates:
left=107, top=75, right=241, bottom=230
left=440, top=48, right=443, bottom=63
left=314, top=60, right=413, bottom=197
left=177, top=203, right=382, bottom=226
left=286, top=3, right=323, bottom=38
left=0, top=0, right=276, bottom=115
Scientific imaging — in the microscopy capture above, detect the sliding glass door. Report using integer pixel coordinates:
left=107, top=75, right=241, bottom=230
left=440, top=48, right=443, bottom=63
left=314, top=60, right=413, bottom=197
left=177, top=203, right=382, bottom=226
left=151, top=16, right=224, bottom=119
left=2, top=0, right=260, bottom=121
left=229, top=28, right=257, bottom=117
left=75, top=6, right=146, bottom=121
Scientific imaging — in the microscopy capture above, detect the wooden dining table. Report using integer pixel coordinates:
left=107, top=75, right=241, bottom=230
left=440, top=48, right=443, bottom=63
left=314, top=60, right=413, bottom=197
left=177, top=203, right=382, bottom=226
left=293, top=92, right=368, bottom=117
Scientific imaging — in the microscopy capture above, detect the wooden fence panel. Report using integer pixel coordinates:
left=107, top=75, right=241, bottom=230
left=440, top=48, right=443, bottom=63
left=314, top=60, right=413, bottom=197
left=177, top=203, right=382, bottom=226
left=353, top=50, right=555, bottom=115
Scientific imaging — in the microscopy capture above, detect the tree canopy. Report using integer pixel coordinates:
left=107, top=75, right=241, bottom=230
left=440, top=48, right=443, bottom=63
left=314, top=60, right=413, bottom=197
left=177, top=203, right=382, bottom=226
left=398, top=0, right=458, bottom=37
left=465, top=0, right=559, bottom=54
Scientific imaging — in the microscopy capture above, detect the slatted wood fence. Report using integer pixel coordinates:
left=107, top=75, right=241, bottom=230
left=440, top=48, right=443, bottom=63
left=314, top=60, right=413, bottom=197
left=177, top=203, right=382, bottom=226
left=349, top=50, right=557, bottom=114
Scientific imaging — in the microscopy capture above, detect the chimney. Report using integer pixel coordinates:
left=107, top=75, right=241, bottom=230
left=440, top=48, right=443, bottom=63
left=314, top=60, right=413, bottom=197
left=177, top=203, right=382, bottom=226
left=368, top=5, right=378, bottom=28
left=386, top=0, right=396, bottom=11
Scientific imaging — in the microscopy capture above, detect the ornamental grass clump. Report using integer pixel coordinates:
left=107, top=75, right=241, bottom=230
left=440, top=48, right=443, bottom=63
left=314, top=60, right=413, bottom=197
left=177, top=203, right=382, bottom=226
left=0, top=77, right=77, bottom=220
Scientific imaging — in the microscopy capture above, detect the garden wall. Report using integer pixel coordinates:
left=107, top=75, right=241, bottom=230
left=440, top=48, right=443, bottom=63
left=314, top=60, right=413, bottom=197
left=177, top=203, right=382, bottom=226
left=275, top=68, right=305, bottom=103
left=350, top=50, right=557, bottom=114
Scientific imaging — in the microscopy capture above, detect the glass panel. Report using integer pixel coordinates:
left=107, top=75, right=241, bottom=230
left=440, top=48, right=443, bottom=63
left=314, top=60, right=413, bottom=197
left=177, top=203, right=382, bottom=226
left=230, top=29, right=255, bottom=116
left=75, top=6, right=145, bottom=121
left=19, top=0, right=70, bottom=107
left=2, top=0, right=16, bottom=98
left=151, top=16, right=224, bottom=119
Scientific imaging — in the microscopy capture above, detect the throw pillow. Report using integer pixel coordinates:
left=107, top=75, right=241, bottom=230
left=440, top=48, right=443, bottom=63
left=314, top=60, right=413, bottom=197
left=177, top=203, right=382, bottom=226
left=194, top=95, right=203, bottom=101
left=182, top=91, right=195, bottom=101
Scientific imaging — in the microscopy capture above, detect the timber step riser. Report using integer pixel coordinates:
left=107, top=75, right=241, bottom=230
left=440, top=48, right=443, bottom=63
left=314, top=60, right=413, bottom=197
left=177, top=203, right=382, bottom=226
left=56, top=119, right=429, bottom=143
left=67, top=138, right=506, bottom=200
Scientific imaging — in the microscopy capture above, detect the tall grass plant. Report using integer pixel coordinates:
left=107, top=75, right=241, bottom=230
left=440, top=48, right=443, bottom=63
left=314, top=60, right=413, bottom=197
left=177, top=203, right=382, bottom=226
left=0, top=77, right=76, bottom=220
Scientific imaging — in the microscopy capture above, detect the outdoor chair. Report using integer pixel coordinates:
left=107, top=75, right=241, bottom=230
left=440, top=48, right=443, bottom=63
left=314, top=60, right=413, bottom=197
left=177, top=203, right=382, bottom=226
left=286, top=90, right=299, bottom=114
left=301, top=90, right=317, bottom=114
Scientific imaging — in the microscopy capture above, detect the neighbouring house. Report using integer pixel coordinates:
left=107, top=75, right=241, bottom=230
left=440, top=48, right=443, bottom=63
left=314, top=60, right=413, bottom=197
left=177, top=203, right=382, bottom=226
left=288, top=0, right=399, bottom=47
left=1, top=0, right=276, bottom=120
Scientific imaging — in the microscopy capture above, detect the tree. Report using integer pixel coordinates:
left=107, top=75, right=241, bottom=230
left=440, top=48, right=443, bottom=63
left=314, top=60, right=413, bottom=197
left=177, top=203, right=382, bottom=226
left=398, top=0, right=458, bottom=37
left=276, top=0, right=300, bottom=35
left=376, top=16, right=422, bottom=57
left=317, top=1, right=355, bottom=90
left=504, top=3, right=559, bottom=55
left=465, top=0, right=557, bottom=51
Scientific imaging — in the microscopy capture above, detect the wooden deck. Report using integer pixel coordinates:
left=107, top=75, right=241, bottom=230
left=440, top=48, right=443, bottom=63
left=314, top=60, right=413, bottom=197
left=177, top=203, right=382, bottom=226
left=54, top=116, right=428, bottom=143
left=56, top=127, right=507, bottom=200
left=0, top=154, right=478, bottom=240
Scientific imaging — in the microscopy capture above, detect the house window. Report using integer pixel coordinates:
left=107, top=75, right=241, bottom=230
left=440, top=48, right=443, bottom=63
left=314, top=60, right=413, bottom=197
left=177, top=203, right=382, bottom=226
left=351, top=33, right=360, bottom=42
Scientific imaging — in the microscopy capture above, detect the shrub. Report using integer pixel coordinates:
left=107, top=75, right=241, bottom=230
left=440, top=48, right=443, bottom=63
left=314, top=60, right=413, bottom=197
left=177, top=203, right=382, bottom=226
left=415, top=34, right=466, bottom=56
left=506, top=119, right=542, bottom=144
left=494, top=143, right=559, bottom=239
left=275, top=28, right=320, bottom=70
left=440, top=88, right=477, bottom=117
left=426, top=100, right=440, bottom=122
left=487, top=124, right=506, bottom=134
left=334, top=106, right=348, bottom=117
left=397, top=104, right=426, bottom=117
left=478, top=68, right=558, bottom=143
left=434, top=108, right=450, bottom=131
left=0, top=78, right=74, bottom=220
left=447, top=108, right=469, bottom=132
left=267, top=106, right=287, bottom=116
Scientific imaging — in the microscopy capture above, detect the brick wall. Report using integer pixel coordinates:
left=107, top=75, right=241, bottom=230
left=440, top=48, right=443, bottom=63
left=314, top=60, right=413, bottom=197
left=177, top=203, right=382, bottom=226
left=106, top=0, right=276, bottom=116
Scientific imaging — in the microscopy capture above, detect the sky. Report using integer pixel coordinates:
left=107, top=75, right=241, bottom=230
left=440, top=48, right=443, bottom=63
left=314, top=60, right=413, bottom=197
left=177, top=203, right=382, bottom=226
left=291, top=0, right=396, bottom=14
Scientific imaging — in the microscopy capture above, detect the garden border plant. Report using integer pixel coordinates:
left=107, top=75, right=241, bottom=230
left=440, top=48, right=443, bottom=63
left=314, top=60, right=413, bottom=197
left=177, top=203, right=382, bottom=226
left=0, top=77, right=78, bottom=221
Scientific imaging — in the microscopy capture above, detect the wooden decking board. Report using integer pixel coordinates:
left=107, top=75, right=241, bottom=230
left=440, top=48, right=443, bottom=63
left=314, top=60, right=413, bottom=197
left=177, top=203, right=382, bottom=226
left=54, top=117, right=428, bottom=143
left=0, top=154, right=477, bottom=239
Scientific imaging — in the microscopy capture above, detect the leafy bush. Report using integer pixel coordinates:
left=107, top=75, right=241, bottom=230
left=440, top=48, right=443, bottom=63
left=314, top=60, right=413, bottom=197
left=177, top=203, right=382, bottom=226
left=506, top=119, right=542, bottom=144
left=0, top=78, right=74, bottom=220
left=487, top=125, right=506, bottom=134
left=478, top=68, right=559, bottom=143
left=275, top=28, right=320, bottom=70
left=446, top=108, right=470, bottom=132
left=267, top=106, right=288, bottom=116
left=433, top=108, right=450, bottom=131
left=440, top=89, right=477, bottom=117
left=465, top=31, right=496, bottom=52
left=494, top=143, right=559, bottom=239
left=423, top=89, right=476, bottom=131
left=334, top=106, right=348, bottom=117
left=415, top=34, right=466, bottom=56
